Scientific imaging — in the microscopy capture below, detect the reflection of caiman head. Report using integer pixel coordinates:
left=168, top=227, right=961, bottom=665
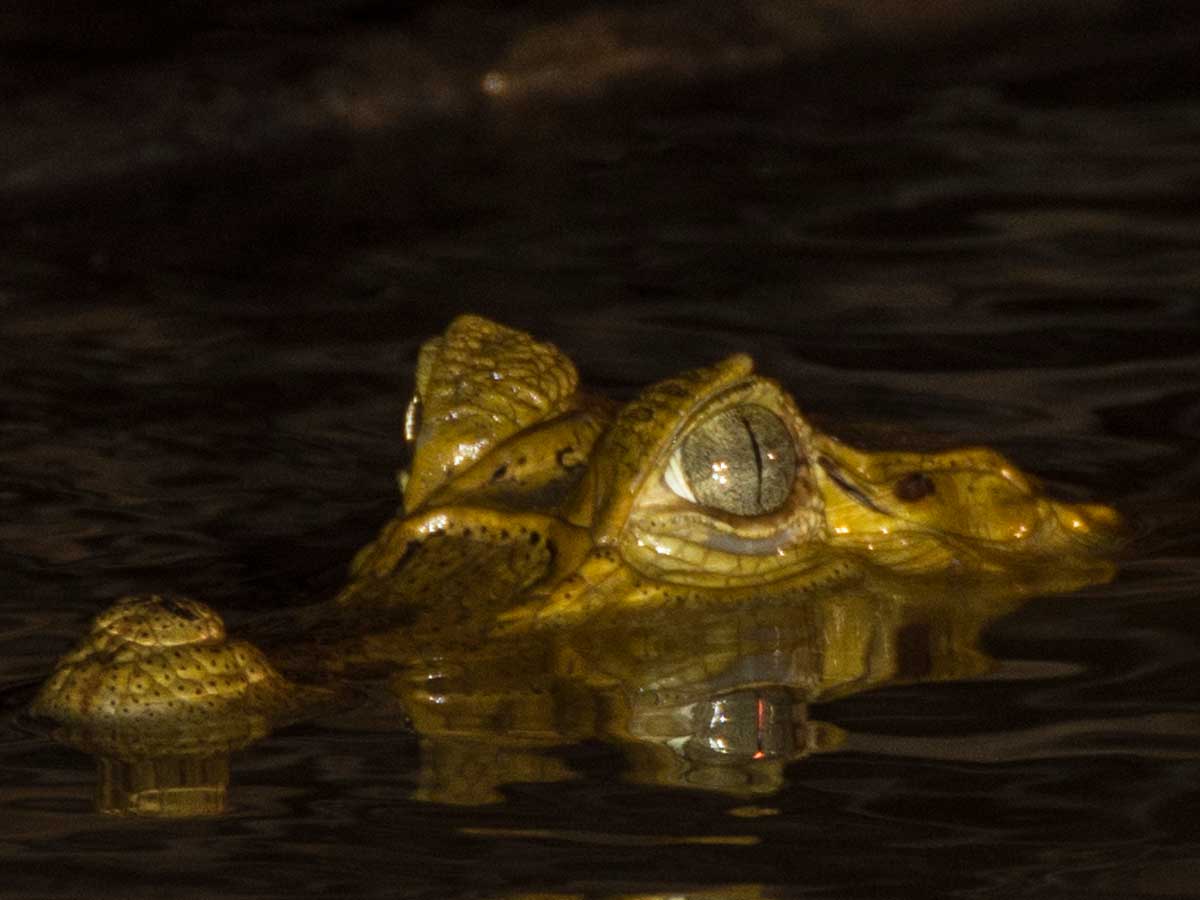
left=28, top=316, right=1122, bottom=814
left=399, top=578, right=1041, bottom=805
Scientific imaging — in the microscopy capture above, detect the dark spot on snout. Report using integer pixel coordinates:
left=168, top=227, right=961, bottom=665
left=894, top=472, right=936, bottom=502
left=490, top=464, right=509, bottom=481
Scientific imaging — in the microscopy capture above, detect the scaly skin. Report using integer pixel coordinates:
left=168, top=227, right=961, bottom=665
left=29, top=315, right=1122, bottom=806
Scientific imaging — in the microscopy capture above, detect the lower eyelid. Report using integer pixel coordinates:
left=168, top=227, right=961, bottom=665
left=700, top=525, right=802, bottom=556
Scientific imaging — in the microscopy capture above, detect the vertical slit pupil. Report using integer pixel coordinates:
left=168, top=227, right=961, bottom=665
left=740, top=413, right=765, bottom=509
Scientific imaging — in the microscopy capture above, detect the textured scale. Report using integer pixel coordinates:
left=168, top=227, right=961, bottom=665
left=339, top=507, right=568, bottom=627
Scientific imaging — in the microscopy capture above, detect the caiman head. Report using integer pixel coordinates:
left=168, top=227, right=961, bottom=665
left=373, top=316, right=1119, bottom=625
left=28, top=315, right=1122, bottom=813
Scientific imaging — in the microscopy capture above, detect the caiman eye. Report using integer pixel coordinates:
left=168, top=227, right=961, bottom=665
left=667, top=404, right=797, bottom=516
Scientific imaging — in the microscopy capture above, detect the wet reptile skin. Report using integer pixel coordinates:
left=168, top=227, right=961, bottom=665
left=29, top=315, right=1122, bottom=780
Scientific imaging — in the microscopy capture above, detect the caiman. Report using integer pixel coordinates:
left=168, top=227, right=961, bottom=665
left=26, top=315, right=1122, bottom=813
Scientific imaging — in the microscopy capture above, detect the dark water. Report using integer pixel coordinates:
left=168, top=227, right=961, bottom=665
left=4, top=13, right=1200, bottom=900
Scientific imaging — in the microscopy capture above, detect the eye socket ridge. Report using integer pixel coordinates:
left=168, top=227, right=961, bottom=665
left=666, top=403, right=799, bottom=517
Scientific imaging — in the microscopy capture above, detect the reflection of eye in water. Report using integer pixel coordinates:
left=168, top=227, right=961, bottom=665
left=622, top=682, right=837, bottom=797
left=601, top=584, right=1058, bottom=797
left=688, top=687, right=800, bottom=761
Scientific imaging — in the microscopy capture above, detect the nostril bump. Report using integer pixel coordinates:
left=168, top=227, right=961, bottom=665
left=894, top=472, right=936, bottom=502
